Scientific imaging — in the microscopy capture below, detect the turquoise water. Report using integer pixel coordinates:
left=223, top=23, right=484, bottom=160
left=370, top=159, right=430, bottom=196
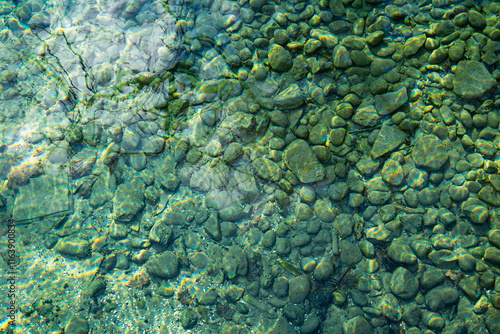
left=1, top=0, right=500, bottom=333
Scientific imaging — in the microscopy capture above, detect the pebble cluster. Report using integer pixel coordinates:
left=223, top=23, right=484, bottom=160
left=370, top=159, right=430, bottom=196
left=1, top=0, right=500, bottom=333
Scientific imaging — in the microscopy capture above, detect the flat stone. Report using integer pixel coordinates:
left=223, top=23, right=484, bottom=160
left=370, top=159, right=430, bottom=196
left=352, top=104, right=380, bottom=127
left=386, top=5, right=408, bottom=20
left=145, top=251, right=179, bottom=279
left=390, top=267, right=418, bottom=299
left=420, top=267, right=445, bottom=290
left=333, top=45, right=352, bottom=68
left=400, top=214, right=423, bottom=234
left=121, top=129, right=141, bottom=153
left=329, top=128, right=346, bottom=146
left=65, top=316, right=89, bottom=334
left=418, top=188, right=440, bottom=206
left=370, top=59, right=396, bottom=76
left=314, top=200, right=335, bottom=222
left=425, top=286, right=459, bottom=311
left=449, top=43, right=465, bottom=62
left=28, top=11, right=50, bottom=29
left=334, top=213, right=354, bottom=238
left=355, top=157, right=380, bottom=176
left=310, top=29, right=338, bottom=48
left=269, top=44, right=293, bottom=72
left=439, top=105, right=456, bottom=125
left=478, top=185, right=500, bottom=207
left=458, top=275, right=481, bottom=301
left=268, top=314, right=298, bottom=334
left=181, top=309, right=198, bottom=330
left=56, top=238, right=90, bottom=259
left=344, top=316, right=373, bottom=333
left=291, top=55, right=309, bottom=81
left=223, top=245, right=248, bottom=279
left=190, top=162, right=230, bottom=192
left=366, top=31, right=384, bottom=46
left=490, top=174, right=500, bottom=192
left=13, top=172, right=71, bottom=222
left=149, top=220, right=173, bottom=246
left=412, top=134, right=449, bottom=171
left=220, top=205, right=245, bottom=222
left=84, top=279, right=106, bottom=297
left=274, top=84, right=305, bottom=109
left=365, top=177, right=391, bottom=205
left=381, top=159, right=404, bottom=186
left=221, top=111, right=256, bottom=143
left=232, top=168, right=260, bottom=202
left=109, top=221, right=128, bottom=239
left=194, top=79, right=219, bottom=104
left=488, top=229, right=500, bottom=248
left=329, top=0, right=345, bottom=16
left=129, top=153, right=147, bottom=171
left=374, top=87, right=408, bottom=115
left=142, top=136, right=165, bottom=155
left=113, top=178, right=145, bottom=222
left=249, top=0, right=266, bottom=9
left=448, top=185, right=470, bottom=202
left=202, top=55, right=231, bottom=80
left=284, top=139, right=325, bottom=184
left=198, top=288, right=219, bottom=305
left=223, top=142, right=243, bottom=163
left=429, top=48, right=448, bottom=64
left=366, top=225, right=393, bottom=243
left=296, top=203, right=314, bottom=221
left=463, top=198, right=490, bottom=224
left=340, top=239, right=362, bottom=266
left=422, top=311, right=445, bottom=331
left=404, top=34, right=426, bottom=56
left=428, top=250, right=458, bottom=269
left=371, top=122, right=407, bottom=158
left=342, top=36, right=365, bottom=50
left=485, top=309, right=500, bottom=334
left=289, top=275, right=311, bottom=303
left=469, top=10, right=486, bottom=29
left=313, top=251, right=335, bottom=280
left=253, top=158, right=282, bottom=182
left=219, top=79, right=242, bottom=101
left=484, top=247, right=500, bottom=266
left=309, top=123, right=328, bottom=145
left=431, top=20, right=456, bottom=36
left=453, top=60, right=496, bottom=99
left=387, top=239, right=417, bottom=265
left=376, top=293, right=401, bottom=322
left=204, top=213, right=221, bottom=241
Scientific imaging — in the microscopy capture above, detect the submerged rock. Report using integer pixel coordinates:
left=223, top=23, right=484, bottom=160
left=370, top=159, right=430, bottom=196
left=371, top=122, right=407, bottom=158
left=56, top=238, right=90, bottom=259
left=268, top=44, right=293, bottom=72
left=289, top=275, right=311, bottom=303
left=274, top=84, right=305, bottom=109
left=145, top=251, right=179, bottom=279
left=412, top=134, right=448, bottom=171
left=425, top=286, right=459, bottom=311
left=390, top=267, right=419, bottom=299
left=65, top=316, right=89, bottom=334
left=113, top=178, right=145, bottom=222
left=222, top=246, right=248, bottom=279
left=375, top=293, right=401, bottom=321
left=284, top=139, right=324, bottom=183
left=374, top=87, right=408, bottom=115
left=149, top=219, right=173, bottom=246
left=453, top=60, right=496, bottom=99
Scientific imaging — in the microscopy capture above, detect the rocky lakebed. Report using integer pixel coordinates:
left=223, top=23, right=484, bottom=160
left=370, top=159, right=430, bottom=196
left=1, top=0, right=500, bottom=333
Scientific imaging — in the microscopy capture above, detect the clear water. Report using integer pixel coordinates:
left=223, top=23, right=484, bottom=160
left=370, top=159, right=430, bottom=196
left=1, top=0, right=500, bottom=333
